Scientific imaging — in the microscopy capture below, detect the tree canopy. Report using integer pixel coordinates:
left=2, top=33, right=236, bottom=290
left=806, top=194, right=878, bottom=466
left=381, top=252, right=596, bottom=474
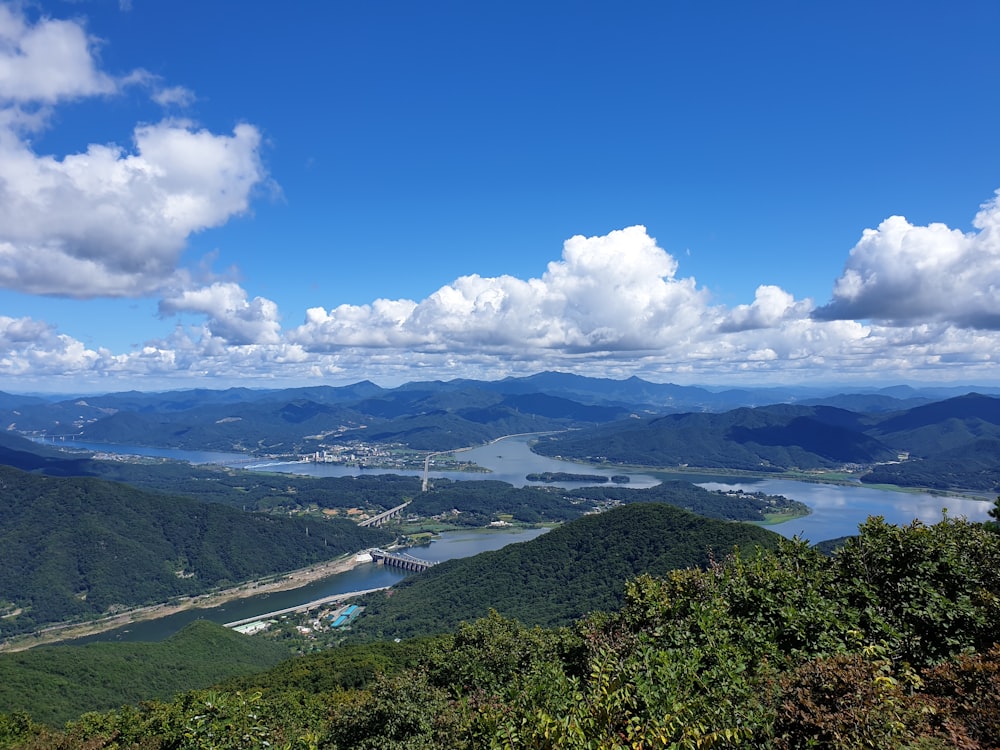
left=5, top=512, right=1000, bottom=748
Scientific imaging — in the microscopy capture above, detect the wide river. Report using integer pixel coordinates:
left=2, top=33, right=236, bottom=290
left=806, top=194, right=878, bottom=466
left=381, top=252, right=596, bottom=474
left=46, top=434, right=992, bottom=644
left=68, top=526, right=549, bottom=645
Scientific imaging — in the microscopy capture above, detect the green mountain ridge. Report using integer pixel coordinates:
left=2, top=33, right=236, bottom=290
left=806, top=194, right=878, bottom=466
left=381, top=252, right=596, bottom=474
left=0, top=465, right=392, bottom=638
left=534, top=393, right=1000, bottom=490
left=353, top=502, right=782, bottom=640
left=6, top=513, right=999, bottom=748
left=0, top=620, right=289, bottom=727
left=533, top=404, right=900, bottom=470
left=6, top=375, right=1000, bottom=460
left=0, top=502, right=782, bottom=727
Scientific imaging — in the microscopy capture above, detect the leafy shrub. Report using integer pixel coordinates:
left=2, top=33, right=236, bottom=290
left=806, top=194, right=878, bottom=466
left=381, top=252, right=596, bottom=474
left=920, top=646, right=1000, bottom=749
left=772, top=649, right=926, bottom=749
left=832, top=515, right=1000, bottom=666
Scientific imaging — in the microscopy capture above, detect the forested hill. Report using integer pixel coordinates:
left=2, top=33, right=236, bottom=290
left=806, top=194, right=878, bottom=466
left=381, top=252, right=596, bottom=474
left=0, top=620, right=290, bottom=727
left=0, top=382, right=630, bottom=453
left=533, top=404, right=897, bottom=470
left=532, top=394, right=1000, bottom=490
left=0, top=466, right=392, bottom=639
left=7, top=515, right=1000, bottom=748
left=7, top=375, right=996, bottom=456
left=353, top=502, right=782, bottom=640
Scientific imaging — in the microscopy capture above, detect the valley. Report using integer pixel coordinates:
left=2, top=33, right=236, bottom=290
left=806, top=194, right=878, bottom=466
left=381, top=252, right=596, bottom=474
left=1, top=373, right=999, bottom=745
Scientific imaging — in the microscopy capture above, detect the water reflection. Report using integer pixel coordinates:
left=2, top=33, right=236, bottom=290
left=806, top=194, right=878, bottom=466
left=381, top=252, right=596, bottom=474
left=248, top=435, right=663, bottom=488
left=456, top=436, right=661, bottom=488
left=700, top=479, right=991, bottom=543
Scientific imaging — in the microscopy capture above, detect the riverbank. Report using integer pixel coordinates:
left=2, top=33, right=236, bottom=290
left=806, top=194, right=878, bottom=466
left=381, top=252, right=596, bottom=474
left=0, top=553, right=368, bottom=653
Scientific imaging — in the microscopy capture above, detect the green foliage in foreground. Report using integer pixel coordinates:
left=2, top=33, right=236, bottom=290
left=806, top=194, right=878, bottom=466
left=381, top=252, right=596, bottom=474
left=5, top=514, right=1000, bottom=749
left=0, top=621, right=289, bottom=728
left=219, top=635, right=446, bottom=695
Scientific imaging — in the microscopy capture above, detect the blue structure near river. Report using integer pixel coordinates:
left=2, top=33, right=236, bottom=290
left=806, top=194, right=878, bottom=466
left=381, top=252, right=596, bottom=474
left=329, top=604, right=360, bottom=629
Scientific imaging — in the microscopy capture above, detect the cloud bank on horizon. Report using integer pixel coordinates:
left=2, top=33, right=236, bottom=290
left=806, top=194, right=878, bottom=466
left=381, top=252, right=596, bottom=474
left=0, top=5, right=998, bottom=391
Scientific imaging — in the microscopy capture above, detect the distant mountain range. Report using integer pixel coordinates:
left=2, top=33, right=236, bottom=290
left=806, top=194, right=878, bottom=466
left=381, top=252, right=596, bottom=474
left=2, top=373, right=999, bottom=491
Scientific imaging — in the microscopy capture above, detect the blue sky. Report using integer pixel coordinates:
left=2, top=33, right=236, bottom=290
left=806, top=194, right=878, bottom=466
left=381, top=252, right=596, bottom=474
left=1, top=0, right=999, bottom=393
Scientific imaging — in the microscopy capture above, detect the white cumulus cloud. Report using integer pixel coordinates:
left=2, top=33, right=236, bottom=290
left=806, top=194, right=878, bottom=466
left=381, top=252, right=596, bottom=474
left=815, top=190, right=1000, bottom=329
left=6, top=188, right=1000, bottom=390
left=159, top=282, right=282, bottom=345
left=719, top=285, right=814, bottom=332
left=291, top=225, right=714, bottom=354
left=0, top=5, right=268, bottom=299
left=0, top=315, right=102, bottom=376
left=0, top=5, right=117, bottom=104
left=0, top=120, right=265, bottom=297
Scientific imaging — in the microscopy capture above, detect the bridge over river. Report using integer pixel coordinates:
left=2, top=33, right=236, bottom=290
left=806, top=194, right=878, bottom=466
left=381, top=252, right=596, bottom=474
left=221, top=549, right=436, bottom=629
left=358, top=501, right=411, bottom=527
left=370, top=548, right=437, bottom=572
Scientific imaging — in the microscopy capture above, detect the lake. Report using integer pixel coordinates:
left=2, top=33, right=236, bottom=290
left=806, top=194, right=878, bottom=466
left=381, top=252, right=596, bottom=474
left=33, top=438, right=255, bottom=467
left=230, top=436, right=665, bottom=489
left=41, top=434, right=993, bottom=541
left=254, top=435, right=992, bottom=541
left=699, top=478, right=991, bottom=542
left=35, top=435, right=663, bottom=487
left=45, top=434, right=994, bottom=643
